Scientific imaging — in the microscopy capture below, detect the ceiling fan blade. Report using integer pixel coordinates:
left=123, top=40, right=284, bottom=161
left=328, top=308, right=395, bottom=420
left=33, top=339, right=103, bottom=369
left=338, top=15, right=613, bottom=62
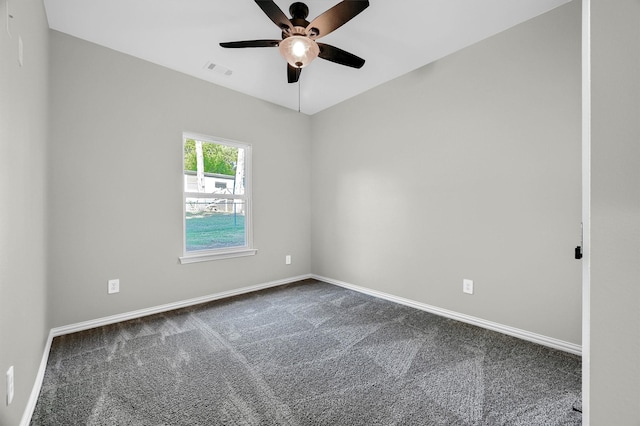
left=287, top=64, right=302, bottom=83
left=255, top=0, right=292, bottom=32
left=317, top=43, right=365, bottom=68
left=306, top=0, right=369, bottom=39
left=220, top=40, right=280, bottom=48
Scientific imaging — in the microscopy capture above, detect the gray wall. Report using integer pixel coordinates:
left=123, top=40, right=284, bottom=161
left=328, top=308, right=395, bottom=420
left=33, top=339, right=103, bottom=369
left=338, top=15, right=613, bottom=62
left=14, top=1, right=640, bottom=422
left=310, top=1, right=582, bottom=344
left=0, top=0, right=50, bottom=423
left=590, top=0, right=640, bottom=423
left=48, top=31, right=311, bottom=327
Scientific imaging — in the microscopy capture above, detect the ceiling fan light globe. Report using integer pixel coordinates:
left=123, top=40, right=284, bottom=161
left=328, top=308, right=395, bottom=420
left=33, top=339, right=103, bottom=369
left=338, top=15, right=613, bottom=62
left=291, top=40, right=307, bottom=57
left=279, top=35, right=319, bottom=68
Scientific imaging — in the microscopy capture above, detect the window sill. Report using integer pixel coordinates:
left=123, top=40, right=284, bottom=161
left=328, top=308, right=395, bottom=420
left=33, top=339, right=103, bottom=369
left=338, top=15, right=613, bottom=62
left=179, top=248, right=257, bottom=264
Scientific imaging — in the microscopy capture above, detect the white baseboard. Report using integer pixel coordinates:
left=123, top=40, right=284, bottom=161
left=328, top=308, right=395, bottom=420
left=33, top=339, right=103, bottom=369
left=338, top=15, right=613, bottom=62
left=312, top=274, right=582, bottom=356
left=22, top=272, right=580, bottom=424
left=20, top=274, right=312, bottom=425
left=50, top=274, right=312, bottom=337
left=20, top=329, right=55, bottom=426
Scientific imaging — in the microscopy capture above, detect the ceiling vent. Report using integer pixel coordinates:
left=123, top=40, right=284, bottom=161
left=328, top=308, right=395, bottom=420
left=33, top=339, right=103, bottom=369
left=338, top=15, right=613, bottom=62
left=203, top=61, right=233, bottom=76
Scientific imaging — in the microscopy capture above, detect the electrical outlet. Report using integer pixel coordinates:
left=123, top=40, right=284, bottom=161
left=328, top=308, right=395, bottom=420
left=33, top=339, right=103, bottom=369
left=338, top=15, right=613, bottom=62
left=6, top=366, right=14, bottom=405
left=108, top=279, right=120, bottom=294
left=463, top=279, right=474, bottom=295
left=285, top=255, right=291, bottom=265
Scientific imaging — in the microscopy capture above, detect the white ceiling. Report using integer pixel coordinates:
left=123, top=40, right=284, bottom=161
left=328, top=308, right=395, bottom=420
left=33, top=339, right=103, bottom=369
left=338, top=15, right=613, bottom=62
left=44, top=0, right=571, bottom=115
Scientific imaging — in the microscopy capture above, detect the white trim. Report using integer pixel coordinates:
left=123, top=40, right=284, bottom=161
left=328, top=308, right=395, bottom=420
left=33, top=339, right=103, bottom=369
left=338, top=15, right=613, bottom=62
left=21, top=272, right=580, bottom=424
left=51, top=274, right=311, bottom=337
left=581, top=0, right=591, bottom=422
left=20, top=274, right=312, bottom=424
left=179, top=248, right=257, bottom=264
left=20, top=330, right=54, bottom=426
left=312, top=274, right=582, bottom=356
left=182, top=132, right=249, bottom=150
left=182, top=133, right=254, bottom=259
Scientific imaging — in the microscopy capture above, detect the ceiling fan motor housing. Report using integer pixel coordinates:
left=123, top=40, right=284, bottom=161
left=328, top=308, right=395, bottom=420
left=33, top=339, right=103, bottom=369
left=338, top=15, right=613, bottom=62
left=289, top=2, right=309, bottom=19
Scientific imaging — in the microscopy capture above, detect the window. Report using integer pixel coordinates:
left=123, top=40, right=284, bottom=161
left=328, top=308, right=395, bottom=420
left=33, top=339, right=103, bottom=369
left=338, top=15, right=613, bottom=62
left=179, top=133, right=256, bottom=264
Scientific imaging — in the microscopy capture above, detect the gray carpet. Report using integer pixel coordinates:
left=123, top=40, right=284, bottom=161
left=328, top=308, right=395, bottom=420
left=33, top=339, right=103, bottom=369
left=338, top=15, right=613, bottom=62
left=31, top=279, right=582, bottom=425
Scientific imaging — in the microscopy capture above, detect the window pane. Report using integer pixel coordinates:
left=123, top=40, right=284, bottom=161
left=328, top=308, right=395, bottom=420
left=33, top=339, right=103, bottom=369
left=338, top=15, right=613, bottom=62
left=184, top=173, right=237, bottom=195
left=183, top=140, right=244, bottom=195
left=185, top=197, right=246, bottom=251
left=182, top=134, right=251, bottom=259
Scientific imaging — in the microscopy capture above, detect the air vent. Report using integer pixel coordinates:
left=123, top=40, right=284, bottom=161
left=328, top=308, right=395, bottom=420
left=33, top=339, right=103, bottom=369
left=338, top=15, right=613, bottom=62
left=203, top=61, right=233, bottom=76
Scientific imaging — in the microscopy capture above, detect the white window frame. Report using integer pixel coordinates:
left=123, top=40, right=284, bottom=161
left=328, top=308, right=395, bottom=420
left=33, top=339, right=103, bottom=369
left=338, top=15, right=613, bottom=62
left=179, top=132, right=256, bottom=264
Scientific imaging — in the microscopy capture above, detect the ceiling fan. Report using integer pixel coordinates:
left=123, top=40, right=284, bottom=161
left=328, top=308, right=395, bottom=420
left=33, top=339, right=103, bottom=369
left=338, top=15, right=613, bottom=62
left=220, top=0, right=370, bottom=83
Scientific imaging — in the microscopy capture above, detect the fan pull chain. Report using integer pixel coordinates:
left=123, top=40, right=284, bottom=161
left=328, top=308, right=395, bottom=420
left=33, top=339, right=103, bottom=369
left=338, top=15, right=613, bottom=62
left=298, top=80, right=301, bottom=113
